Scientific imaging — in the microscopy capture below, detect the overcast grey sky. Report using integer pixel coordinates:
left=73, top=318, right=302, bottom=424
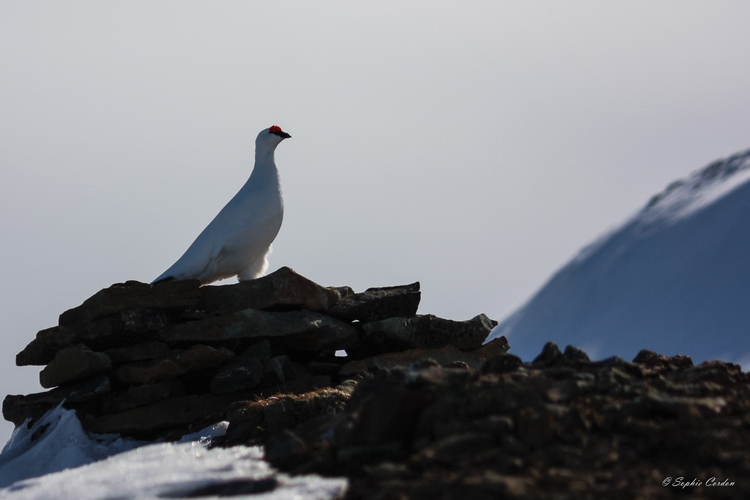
left=2, top=1, right=750, bottom=443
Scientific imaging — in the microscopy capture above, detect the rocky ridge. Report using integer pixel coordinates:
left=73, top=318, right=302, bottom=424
left=228, top=344, right=750, bottom=500
left=4, top=269, right=749, bottom=499
left=3, top=267, right=504, bottom=439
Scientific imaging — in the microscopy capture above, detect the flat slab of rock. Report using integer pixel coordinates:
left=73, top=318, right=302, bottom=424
left=340, top=336, right=510, bottom=376
left=39, top=344, right=112, bottom=388
left=81, top=392, right=245, bottom=436
left=3, top=375, right=111, bottom=426
left=196, top=267, right=340, bottom=316
left=18, top=308, right=169, bottom=366
left=115, top=345, right=234, bottom=385
left=350, top=314, right=497, bottom=358
left=327, top=283, right=421, bottom=323
left=105, top=341, right=171, bottom=365
left=101, top=381, right=185, bottom=414
left=59, top=279, right=201, bottom=327
left=16, top=326, right=83, bottom=367
left=158, top=309, right=358, bottom=352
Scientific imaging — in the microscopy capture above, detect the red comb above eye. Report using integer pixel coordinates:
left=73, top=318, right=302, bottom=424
left=269, top=126, right=282, bottom=132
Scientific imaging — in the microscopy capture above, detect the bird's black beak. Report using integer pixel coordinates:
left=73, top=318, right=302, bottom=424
left=271, top=129, right=291, bottom=139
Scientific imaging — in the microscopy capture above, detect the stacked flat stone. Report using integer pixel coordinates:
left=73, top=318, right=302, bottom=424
left=3, top=268, right=507, bottom=439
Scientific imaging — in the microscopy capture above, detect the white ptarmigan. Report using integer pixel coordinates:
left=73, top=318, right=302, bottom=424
left=152, top=126, right=291, bottom=285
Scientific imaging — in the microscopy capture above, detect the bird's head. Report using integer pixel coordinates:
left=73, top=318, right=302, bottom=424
left=257, top=125, right=291, bottom=150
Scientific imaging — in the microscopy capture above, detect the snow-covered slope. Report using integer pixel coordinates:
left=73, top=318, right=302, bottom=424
left=0, top=406, right=346, bottom=499
left=489, top=149, right=750, bottom=366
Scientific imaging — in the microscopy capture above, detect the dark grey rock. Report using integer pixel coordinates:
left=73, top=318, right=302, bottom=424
left=101, top=380, right=185, bottom=414
left=306, top=361, right=345, bottom=376
left=340, top=336, right=510, bottom=376
left=533, top=342, right=563, bottom=367
left=471, top=415, right=515, bottom=436
left=225, top=401, right=266, bottom=444
left=115, top=358, right=182, bottom=385
left=115, top=345, right=234, bottom=385
left=211, top=341, right=272, bottom=394
left=327, top=282, right=421, bottom=323
left=563, top=345, right=590, bottom=363
left=264, top=429, right=310, bottom=467
left=673, top=360, right=742, bottom=385
left=446, top=360, right=470, bottom=370
left=16, top=326, right=80, bottom=367
left=196, top=267, right=340, bottom=316
left=3, top=376, right=111, bottom=426
left=353, top=386, right=434, bottom=445
left=105, top=341, right=171, bottom=365
left=311, top=375, right=332, bottom=389
left=355, top=314, right=497, bottom=357
left=482, top=353, right=523, bottom=374
left=18, top=309, right=169, bottom=366
left=59, top=279, right=201, bottom=327
left=116, top=308, right=171, bottom=337
left=632, top=349, right=662, bottom=365
left=81, top=392, right=246, bottom=437
left=263, top=396, right=297, bottom=433
left=262, top=355, right=313, bottom=388
left=632, top=350, right=694, bottom=374
left=229, top=341, right=750, bottom=499
left=328, top=286, right=355, bottom=301
left=39, top=344, right=112, bottom=388
left=158, top=309, right=358, bottom=352
left=418, top=432, right=497, bottom=465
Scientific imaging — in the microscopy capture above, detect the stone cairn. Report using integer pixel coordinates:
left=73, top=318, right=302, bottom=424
left=3, top=267, right=507, bottom=440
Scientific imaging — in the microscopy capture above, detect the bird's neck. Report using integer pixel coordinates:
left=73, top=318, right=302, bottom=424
left=249, top=150, right=280, bottom=186
left=255, top=148, right=276, bottom=167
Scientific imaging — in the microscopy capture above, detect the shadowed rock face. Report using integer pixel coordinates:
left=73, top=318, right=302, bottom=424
left=39, top=344, right=112, bottom=388
left=2, top=375, right=112, bottom=426
left=157, top=309, right=359, bottom=352
left=237, top=344, right=750, bottom=500
left=114, top=344, right=235, bottom=385
left=210, top=341, right=272, bottom=394
left=4, top=268, right=501, bottom=439
left=16, top=309, right=170, bottom=367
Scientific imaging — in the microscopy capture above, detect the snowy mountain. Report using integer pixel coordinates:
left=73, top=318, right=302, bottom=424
left=489, top=149, right=750, bottom=366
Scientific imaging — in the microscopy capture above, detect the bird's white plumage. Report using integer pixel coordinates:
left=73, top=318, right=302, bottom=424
left=152, top=127, right=290, bottom=285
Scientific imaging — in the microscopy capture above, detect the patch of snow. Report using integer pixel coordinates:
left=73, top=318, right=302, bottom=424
left=639, top=149, right=750, bottom=225
left=0, top=406, right=347, bottom=500
left=0, top=405, right=145, bottom=488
